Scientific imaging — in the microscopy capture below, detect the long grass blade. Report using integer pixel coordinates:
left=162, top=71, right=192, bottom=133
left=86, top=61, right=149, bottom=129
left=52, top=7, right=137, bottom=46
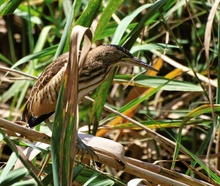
left=51, top=26, right=92, bottom=186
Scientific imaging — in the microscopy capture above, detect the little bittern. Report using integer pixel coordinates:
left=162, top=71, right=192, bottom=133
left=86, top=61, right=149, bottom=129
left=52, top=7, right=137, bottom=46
left=22, top=44, right=157, bottom=127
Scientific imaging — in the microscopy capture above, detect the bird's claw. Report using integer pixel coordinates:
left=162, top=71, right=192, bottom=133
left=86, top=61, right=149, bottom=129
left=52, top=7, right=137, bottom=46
left=77, top=137, right=98, bottom=168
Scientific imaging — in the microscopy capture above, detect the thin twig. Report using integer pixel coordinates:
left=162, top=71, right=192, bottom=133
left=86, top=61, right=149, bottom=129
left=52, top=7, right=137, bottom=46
left=0, top=65, right=37, bottom=80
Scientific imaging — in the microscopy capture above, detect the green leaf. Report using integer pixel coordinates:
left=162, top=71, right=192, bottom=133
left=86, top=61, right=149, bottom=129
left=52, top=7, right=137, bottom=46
left=51, top=77, right=77, bottom=185
left=10, top=45, right=57, bottom=69
left=122, top=0, right=167, bottom=49
left=172, top=104, right=220, bottom=169
left=0, top=0, right=23, bottom=16
left=130, top=43, right=178, bottom=53
left=112, top=3, right=152, bottom=45
left=12, top=179, right=37, bottom=186
left=56, top=0, right=80, bottom=58
left=181, top=145, right=220, bottom=184
left=183, top=104, right=220, bottom=123
left=114, top=74, right=203, bottom=92
left=110, top=119, right=211, bottom=130
left=100, top=81, right=165, bottom=126
left=0, top=80, right=29, bottom=103
left=63, top=0, right=102, bottom=52
left=51, top=82, right=66, bottom=186
left=0, top=168, right=28, bottom=186
left=75, top=0, right=102, bottom=27
left=90, top=72, right=114, bottom=135
left=0, top=54, right=13, bottom=65
left=93, top=0, right=124, bottom=42
left=0, top=129, right=42, bottom=185
left=0, top=153, right=18, bottom=184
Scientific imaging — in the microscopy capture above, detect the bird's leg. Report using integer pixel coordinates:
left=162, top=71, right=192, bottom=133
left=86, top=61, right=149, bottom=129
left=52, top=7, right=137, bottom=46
left=45, top=112, right=98, bottom=165
left=77, top=136, right=98, bottom=168
left=45, top=115, right=99, bottom=166
left=45, top=119, right=98, bottom=166
left=45, top=119, right=53, bottom=131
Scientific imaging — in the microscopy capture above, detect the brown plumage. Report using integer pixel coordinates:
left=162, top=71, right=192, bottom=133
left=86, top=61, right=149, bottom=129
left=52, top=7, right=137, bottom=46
left=22, top=44, right=157, bottom=127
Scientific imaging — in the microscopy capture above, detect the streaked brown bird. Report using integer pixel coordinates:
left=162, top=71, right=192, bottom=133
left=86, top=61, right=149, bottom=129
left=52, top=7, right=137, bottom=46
left=22, top=44, right=157, bottom=127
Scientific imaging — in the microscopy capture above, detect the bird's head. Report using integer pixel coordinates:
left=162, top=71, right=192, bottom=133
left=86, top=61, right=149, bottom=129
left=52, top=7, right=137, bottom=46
left=81, top=44, right=158, bottom=77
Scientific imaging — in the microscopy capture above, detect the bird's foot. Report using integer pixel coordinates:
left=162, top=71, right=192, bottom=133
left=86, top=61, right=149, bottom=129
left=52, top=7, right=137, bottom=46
left=77, top=137, right=98, bottom=168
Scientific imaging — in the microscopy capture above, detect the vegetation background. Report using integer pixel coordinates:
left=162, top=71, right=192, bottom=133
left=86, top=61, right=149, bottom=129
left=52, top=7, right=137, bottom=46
left=0, top=0, right=220, bottom=185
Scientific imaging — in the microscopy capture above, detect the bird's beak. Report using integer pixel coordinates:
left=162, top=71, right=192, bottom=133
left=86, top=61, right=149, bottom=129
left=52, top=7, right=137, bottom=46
left=121, top=57, right=158, bottom=72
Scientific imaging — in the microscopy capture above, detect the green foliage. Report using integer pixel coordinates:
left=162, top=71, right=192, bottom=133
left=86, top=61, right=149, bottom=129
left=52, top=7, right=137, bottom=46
left=115, top=74, right=203, bottom=92
left=0, top=0, right=220, bottom=185
left=0, top=0, right=23, bottom=16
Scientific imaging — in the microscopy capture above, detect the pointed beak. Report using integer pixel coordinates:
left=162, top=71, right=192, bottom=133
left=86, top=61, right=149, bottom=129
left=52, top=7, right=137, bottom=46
left=121, top=57, right=158, bottom=72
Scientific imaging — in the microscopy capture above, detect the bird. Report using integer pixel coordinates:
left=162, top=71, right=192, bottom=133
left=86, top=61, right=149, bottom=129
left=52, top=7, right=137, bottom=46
left=21, top=44, right=158, bottom=127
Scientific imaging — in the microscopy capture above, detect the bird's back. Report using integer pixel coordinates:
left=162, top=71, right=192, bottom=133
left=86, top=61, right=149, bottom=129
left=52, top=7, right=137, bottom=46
left=22, top=53, right=69, bottom=127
